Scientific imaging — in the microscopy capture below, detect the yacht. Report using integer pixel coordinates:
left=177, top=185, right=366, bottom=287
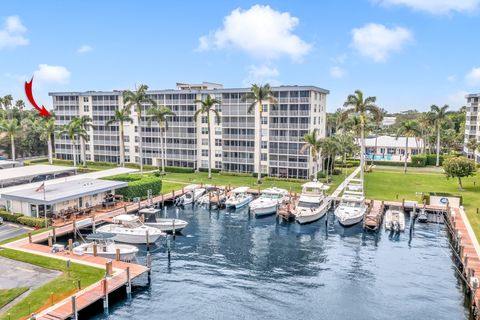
left=72, top=233, right=139, bottom=262
left=294, top=181, right=330, bottom=224
left=249, top=187, right=289, bottom=217
left=175, top=185, right=206, bottom=206
left=96, top=214, right=165, bottom=244
left=385, top=206, right=406, bottom=232
left=334, top=193, right=367, bottom=227
left=138, top=207, right=188, bottom=233
left=225, top=187, right=253, bottom=209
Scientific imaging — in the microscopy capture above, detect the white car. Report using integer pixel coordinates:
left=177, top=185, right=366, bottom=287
left=0, top=217, right=3, bottom=225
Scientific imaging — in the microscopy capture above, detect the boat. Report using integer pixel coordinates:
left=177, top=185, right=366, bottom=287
left=384, top=206, right=406, bottom=232
left=334, top=193, right=367, bottom=227
left=138, top=207, right=188, bottom=233
left=96, top=214, right=165, bottom=244
left=196, top=187, right=227, bottom=206
left=416, top=208, right=428, bottom=223
left=175, top=185, right=206, bottom=206
left=72, top=233, right=139, bottom=262
left=249, top=187, right=289, bottom=217
left=225, top=186, right=253, bottom=209
left=294, top=181, right=330, bottom=224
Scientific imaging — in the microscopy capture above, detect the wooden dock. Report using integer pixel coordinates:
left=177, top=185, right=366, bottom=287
left=363, top=200, right=384, bottom=231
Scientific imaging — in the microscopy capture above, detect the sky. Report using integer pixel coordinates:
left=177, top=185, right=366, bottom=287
left=0, top=0, right=480, bottom=113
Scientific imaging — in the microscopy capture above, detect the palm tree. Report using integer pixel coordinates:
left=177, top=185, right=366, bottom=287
left=340, top=90, right=381, bottom=182
left=396, top=120, right=421, bottom=174
left=36, top=117, right=56, bottom=165
left=301, top=129, right=322, bottom=180
left=319, top=137, right=339, bottom=183
left=106, top=107, right=133, bottom=167
left=243, top=84, right=277, bottom=184
left=430, top=104, right=449, bottom=166
left=467, top=138, right=480, bottom=165
left=58, top=119, right=83, bottom=167
left=75, top=115, right=92, bottom=166
left=2, top=95, right=13, bottom=110
left=418, top=112, right=434, bottom=154
left=15, top=99, right=25, bottom=110
left=194, top=95, right=221, bottom=179
left=372, top=111, right=384, bottom=165
left=123, top=84, right=156, bottom=174
left=0, top=118, right=21, bottom=161
left=147, top=105, right=176, bottom=174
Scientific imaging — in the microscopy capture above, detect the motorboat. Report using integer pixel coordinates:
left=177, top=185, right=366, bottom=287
left=72, top=233, right=139, bottom=262
left=96, top=214, right=165, bottom=244
left=294, top=181, right=330, bottom=224
left=249, top=187, right=289, bottom=217
left=385, top=206, right=406, bottom=232
left=416, top=208, right=428, bottom=223
left=334, top=193, right=367, bottom=227
left=225, top=186, right=253, bottom=209
left=175, top=185, right=206, bottom=206
left=196, top=187, right=227, bottom=206
left=138, top=207, right=188, bottom=233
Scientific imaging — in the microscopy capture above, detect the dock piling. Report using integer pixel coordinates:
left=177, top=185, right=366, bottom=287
left=116, top=248, right=120, bottom=261
left=102, top=277, right=109, bottom=315
left=47, top=235, right=52, bottom=247
left=52, top=226, right=56, bottom=243
left=173, top=219, right=176, bottom=239
left=28, top=233, right=32, bottom=243
left=146, top=230, right=150, bottom=252
left=93, top=243, right=98, bottom=257
left=126, top=267, right=132, bottom=299
left=167, top=235, right=171, bottom=263
left=71, top=296, right=77, bottom=320
left=106, top=261, right=113, bottom=277
left=68, top=239, right=73, bottom=253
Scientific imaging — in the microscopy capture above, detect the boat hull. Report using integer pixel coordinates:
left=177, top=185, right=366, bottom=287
left=295, top=209, right=327, bottom=224
left=145, top=219, right=188, bottom=233
left=251, top=204, right=278, bottom=216
left=336, top=214, right=364, bottom=227
left=226, top=197, right=253, bottom=209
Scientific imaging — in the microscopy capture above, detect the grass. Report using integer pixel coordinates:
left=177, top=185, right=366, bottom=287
left=0, top=288, right=28, bottom=309
left=0, top=249, right=104, bottom=320
left=365, top=169, right=480, bottom=236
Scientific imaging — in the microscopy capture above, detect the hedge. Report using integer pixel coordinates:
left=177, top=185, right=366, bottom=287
left=410, top=155, right=427, bottom=167
left=163, top=166, right=195, bottom=173
left=426, top=154, right=444, bottom=166
left=17, top=216, right=47, bottom=228
left=103, top=174, right=162, bottom=200
left=0, top=211, right=23, bottom=223
left=219, top=172, right=253, bottom=177
left=265, top=176, right=306, bottom=183
left=199, top=168, right=221, bottom=173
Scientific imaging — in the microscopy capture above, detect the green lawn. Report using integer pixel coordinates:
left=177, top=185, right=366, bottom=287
left=0, top=287, right=28, bottom=309
left=365, top=169, right=480, bottom=236
left=0, top=249, right=104, bottom=320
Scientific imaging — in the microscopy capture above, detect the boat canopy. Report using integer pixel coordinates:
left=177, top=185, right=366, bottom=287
left=184, top=184, right=200, bottom=190
left=139, top=207, right=161, bottom=215
left=231, top=186, right=250, bottom=193
left=112, top=214, right=140, bottom=223
left=86, top=232, right=116, bottom=240
left=342, top=193, right=365, bottom=202
left=262, top=187, right=288, bottom=195
left=302, top=181, right=330, bottom=191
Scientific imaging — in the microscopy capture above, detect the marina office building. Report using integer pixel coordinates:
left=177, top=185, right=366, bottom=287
left=465, top=93, right=480, bottom=162
left=50, top=82, right=328, bottom=179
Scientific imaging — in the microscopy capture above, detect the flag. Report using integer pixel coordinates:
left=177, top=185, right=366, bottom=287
left=36, top=182, right=45, bottom=193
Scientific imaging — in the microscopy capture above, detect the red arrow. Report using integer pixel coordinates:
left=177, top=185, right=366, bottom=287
left=25, top=77, right=51, bottom=117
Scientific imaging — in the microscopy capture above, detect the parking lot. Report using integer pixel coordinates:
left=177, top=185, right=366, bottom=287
left=0, top=222, right=31, bottom=242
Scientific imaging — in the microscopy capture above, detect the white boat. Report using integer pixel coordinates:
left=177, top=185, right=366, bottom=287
left=249, top=187, right=289, bottom=216
left=175, top=185, right=206, bottom=206
left=138, top=207, right=188, bottom=233
left=416, top=208, right=428, bottom=223
left=294, top=181, right=330, bottom=224
left=225, top=186, right=253, bottom=209
left=96, top=214, right=165, bottom=244
left=334, top=193, right=367, bottom=227
left=385, top=206, right=406, bottom=232
left=196, top=188, right=226, bottom=206
left=72, top=233, right=139, bottom=262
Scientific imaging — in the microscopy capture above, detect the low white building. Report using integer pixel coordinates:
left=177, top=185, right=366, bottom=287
left=0, top=164, right=76, bottom=188
left=361, top=135, right=424, bottom=162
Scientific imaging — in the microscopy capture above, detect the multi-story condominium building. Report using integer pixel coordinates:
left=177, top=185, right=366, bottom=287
left=464, top=93, right=480, bottom=162
left=50, top=82, right=328, bottom=179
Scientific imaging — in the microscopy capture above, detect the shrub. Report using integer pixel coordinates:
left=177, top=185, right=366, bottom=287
left=0, top=211, right=23, bottom=223
left=219, top=172, right=252, bottom=177
left=252, top=172, right=268, bottom=178
left=199, top=168, right=221, bottom=173
left=17, top=216, right=47, bottom=228
left=411, top=155, right=427, bottom=167
left=317, top=171, right=326, bottom=179
left=103, top=174, right=162, bottom=200
left=426, top=154, right=443, bottom=166
left=265, top=176, right=306, bottom=183
left=332, top=168, right=342, bottom=175
left=163, top=166, right=195, bottom=173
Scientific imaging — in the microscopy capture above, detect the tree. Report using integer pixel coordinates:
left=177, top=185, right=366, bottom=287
left=467, top=138, right=480, bottom=165
left=75, top=115, right=92, bottom=166
left=58, top=119, right=83, bottom=167
left=147, top=105, right=175, bottom=175
left=0, top=118, right=21, bottom=160
left=418, top=112, right=434, bottom=154
left=15, top=99, right=25, bottom=110
left=443, top=156, right=476, bottom=190
left=430, top=104, right=449, bottom=166
left=340, top=90, right=381, bottom=182
left=396, top=120, right=421, bottom=174
left=106, top=107, right=133, bottom=167
left=301, top=129, right=322, bottom=179
left=319, top=137, right=339, bottom=183
left=243, top=84, right=277, bottom=184
left=2, top=95, right=13, bottom=110
left=123, top=84, right=156, bottom=174
left=194, top=95, right=221, bottom=179
left=36, top=117, right=56, bottom=165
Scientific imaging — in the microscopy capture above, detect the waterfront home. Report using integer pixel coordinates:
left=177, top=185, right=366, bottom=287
left=361, top=135, right=424, bottom=161
left=0, top=178, right=127, bottom=218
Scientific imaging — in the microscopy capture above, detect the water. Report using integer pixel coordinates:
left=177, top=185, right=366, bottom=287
left=365, top=154, right=393, bottom=161
left=93, top=205, right=468, bottom=320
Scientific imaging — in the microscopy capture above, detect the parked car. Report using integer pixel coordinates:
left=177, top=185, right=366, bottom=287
left=0, top=217, right=3, bottom=225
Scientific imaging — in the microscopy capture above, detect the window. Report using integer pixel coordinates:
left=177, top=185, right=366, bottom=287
left=202, top=150, right=209, bottom=156
left=84, top=105, right=89, bottom=112
left=215, top=150, right=222, bottom=157
left=215, top=161, right=222, bottom=169
left=261, top=141, right=267, bottom=149
left=202, top=127, right=208, bottom=134
left=314, top=117, right=316, bottom=125
left=261, top=129, right=268, bottom=136
left=201, top=160, right=209, bottom=168
left=202, top=139, right=208, bottom=146
left=215, top=128, right=222, bottom=135
left=261, top=153, right=267, bottom=161
left=262, top=105, right=268, bottom=112
left=83, top=97, right=89, bottom=102
left=261, top=117, right=268, bottom=124
left=215, top=139, right=222, bottom=146
left=202, top=116, right=208, bottom=124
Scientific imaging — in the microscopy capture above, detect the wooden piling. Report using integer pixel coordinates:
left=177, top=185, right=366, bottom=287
left=126, top=267, right=131, bottom=297
left=116, top=248, right=120, bottom=261
left=68, top=239, right=73, bottom=253
left=103, top=277, right=109, bottom=315
left=47, top=235, right=52, bottom=247
left=93, top=243, right=98, bottom=257
left=28, top=233, right=32, bottom=243
left=52, top=226, right=56, bottom=243
left=71, top=296, right=77, bottom=320
left=146, top=230, right=150, bottom=252
left=106, top=261, right=113, bottom=277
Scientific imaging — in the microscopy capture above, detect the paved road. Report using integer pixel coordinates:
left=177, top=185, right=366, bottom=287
left=0, top=222, right=31, bottom=242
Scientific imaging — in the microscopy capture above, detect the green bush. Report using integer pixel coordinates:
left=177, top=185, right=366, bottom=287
left=163, top=166, right=195, bottom=173
left=219, top=171, right=253, bottom=177
left=265, top=176, right=306, bottom=183
left=317, top=171, right=326, bottom=179
left=370, top=160, right=406, bottom=167
left=0, top=211, right=23, bottom=223
left=426, top=154, right=443, bottom=166
left=332, top=168, right=342, bottom=175
left=199, top=168, right=221, bottom=173
left=252, top=172, right=269, bottom=178
left=124, top=163, right=157, bottom=171
left=17, top=216, right=47, bottom=228
left=411, top=155, right=427, bottom=167
left=103, top=174, right=162, bottom=200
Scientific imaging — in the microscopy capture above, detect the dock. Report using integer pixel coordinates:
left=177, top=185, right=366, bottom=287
left=363, top=200, right=384, bottom=231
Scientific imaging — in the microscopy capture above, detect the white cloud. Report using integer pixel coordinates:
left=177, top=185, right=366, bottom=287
left=466, top=67, right=480, bottom=86
left=351, top=23, right=413, bottom=62
left=330, top=66, right=346, bottom=79
left=0, top=15, right=29, bottom=50
left=77, top=44, right=93, bottom=54
left=447, top=90, right=468, bottom=107
left=375, top=0, right=480, bottom=14
left=197, top=5, right=312, bottom=62
left=33, top=64, right=70, bottom=84
left=243, top=64, right=280, bottom=87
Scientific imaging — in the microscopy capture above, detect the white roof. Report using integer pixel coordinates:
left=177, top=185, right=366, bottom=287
left=1, top=178, right=127, bottom=205
left=302, top=181, right=329, bottom=190
left=232, top=186, right=250, bottom=193
left=342, top=193, right=365, bottom=202
left=362, top=135, right=424, bottom=149
left=113, top=214, right=140, bottom=223
left=139, top=207, right=161, bottom=214
left=0, top=164, right=76, bottom=184
left=262, top=187, right=288, bottom=195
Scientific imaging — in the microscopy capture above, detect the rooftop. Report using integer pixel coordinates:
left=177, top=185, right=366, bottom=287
left=363, top=135, right=424, bottom=148
left=0, top=164, right=76, bottom=185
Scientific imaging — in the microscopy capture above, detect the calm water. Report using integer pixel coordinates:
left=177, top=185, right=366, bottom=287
left=93, top=204, right=468, bottom=320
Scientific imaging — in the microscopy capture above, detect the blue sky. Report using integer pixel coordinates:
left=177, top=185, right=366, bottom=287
left=1, top=0, right=479, bottom=112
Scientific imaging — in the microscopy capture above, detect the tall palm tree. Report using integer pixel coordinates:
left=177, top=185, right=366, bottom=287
left=467, top=138, right=480, bottom=166
left=418, top=112, right=434, bottom=154
left=396, top=120, right=421, bottom=174
left=15, top=99, right=25, bottom=110
left=372, top=111, right=384, bottom=165
left=147, top=105, right=176, bottom=174
left=75, top=115, right=92, bottom=166
left=2, top=95, right=13, bottom=110
left=0, top=118, right=21, bottom=161
left=106, top=107, right=133, bottom=167
left=36, top=117, right=56, bottom=165
left=194, top=95, right=221, bottom=179
left=430, top=104, right=449, bottom=166
left=301, top=129, right=322, bottom=179
left=319, top=137, right=339, bottom=183
left=58, top=119, right=83, bottom=167
left=243, top=84, right=277, bottom=184
left=123, top=84, right=156, bottom=174
left=340, top=90, right=381, bottom=183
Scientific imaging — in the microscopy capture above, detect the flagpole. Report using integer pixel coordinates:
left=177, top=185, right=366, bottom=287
left=43, top=179, right=47, bottom=228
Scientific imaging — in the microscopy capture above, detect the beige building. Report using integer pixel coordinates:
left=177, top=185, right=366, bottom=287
left=464, top=93, right=480, bottom=162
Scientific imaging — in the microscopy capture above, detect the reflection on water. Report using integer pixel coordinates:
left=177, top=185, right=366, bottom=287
left=94, top=205, right=467, bottom=320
